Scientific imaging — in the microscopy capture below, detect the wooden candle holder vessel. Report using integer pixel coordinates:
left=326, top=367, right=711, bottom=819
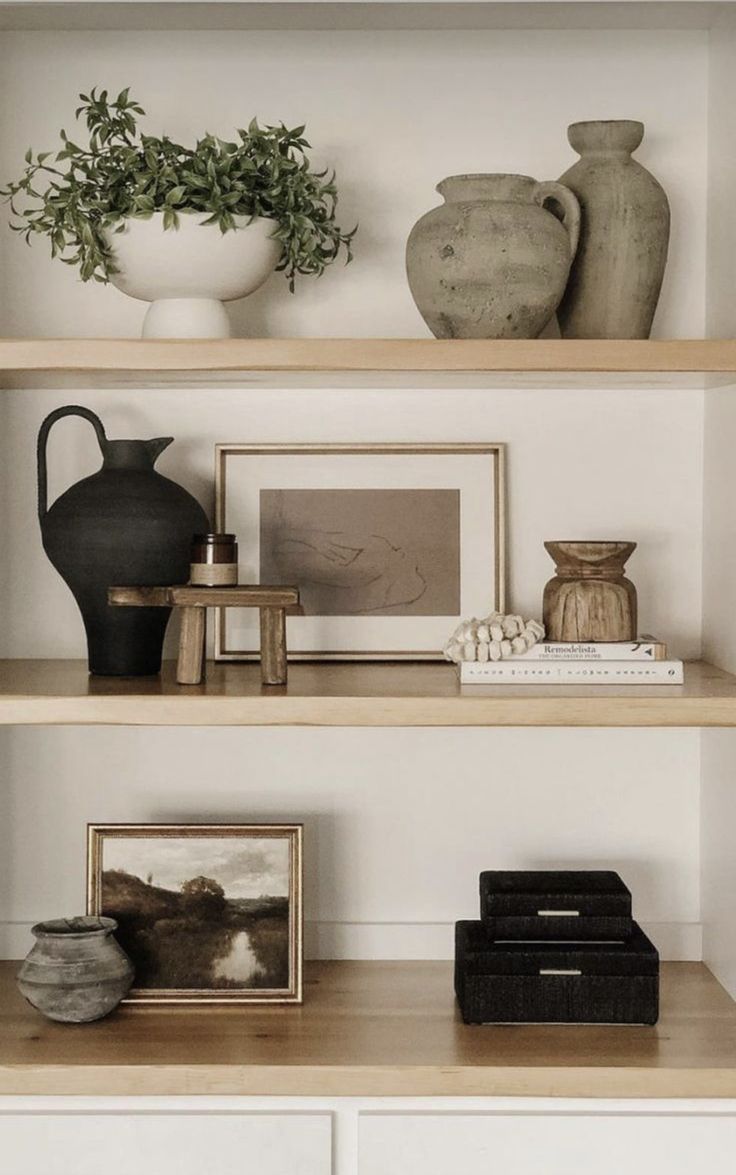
left=108, top=584, right=300, bottom=686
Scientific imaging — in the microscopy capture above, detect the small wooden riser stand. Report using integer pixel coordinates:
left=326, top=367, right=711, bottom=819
left=108, top=585, right=300, bottom=687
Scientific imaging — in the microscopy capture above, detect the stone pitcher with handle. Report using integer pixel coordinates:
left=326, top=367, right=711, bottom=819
left=38, top=405, right=209, bottom=675
left=406, top=173, right=581, bottom=338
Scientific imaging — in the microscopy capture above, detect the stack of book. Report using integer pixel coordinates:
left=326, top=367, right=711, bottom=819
left=460, top=634, right=684, bottom=685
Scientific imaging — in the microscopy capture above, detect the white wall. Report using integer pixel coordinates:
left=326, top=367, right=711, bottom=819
left=700, top=386, right=736, bottom=990
left=0, top=381, right=705, bottom=961
left=0, top=26, right=711, bottom=965
left=707, top=23, right=736, bottom=340
left=703, top=20, right=736, bottom=672
left=700, top=19, right=736, bottom=999
left=0, top=385, right=706, bottom=660
left=701, top=386, right=736, bottom=672
left=0, top=724, right=701, bottom=960
left=0, top=384, right=705, bottom=964
left=701, top=730, right=736, bottom=995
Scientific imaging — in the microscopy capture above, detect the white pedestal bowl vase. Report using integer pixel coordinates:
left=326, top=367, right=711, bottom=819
left=104, top=211, right=282, bottom=338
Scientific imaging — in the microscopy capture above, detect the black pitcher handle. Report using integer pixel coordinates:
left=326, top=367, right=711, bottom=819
left=37, top=405, right=108, bottom=523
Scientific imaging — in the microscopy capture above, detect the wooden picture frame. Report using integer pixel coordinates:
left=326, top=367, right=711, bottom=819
left=215, top=442, right=506, bottom=661
left=87, top=823, right=303, bottom=1004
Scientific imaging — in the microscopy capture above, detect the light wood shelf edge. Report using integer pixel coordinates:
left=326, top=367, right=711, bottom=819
left=0, top=660, right=734, bottom=727
left=3, top=1064, right=735, bottom=1099
left=1, top=961, right=734, bottom=1098
left=2, top=338, right=736, bottom=374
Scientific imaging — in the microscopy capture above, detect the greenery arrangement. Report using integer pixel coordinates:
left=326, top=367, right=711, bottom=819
left=1, top=88, right=356, bottom=288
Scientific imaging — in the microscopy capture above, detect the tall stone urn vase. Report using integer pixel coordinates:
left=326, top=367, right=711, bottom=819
left=557, top=120, right=670, bottom=339
left=38, top=405, right=209, bottom=675
left=543, top=541, right=638, bottom=642
left=406, top=174, right=580, bottom=339
left=17, top=916, right=134, bottom=1023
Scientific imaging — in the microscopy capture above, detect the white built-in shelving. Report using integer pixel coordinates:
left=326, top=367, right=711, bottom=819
left=0, top=0, right=735, bottom=1119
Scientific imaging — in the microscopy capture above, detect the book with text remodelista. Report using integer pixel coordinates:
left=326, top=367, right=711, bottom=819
left=510, top=636, right=666, bottom=661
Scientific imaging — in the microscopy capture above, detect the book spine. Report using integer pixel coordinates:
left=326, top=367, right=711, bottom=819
left=512, top=640, right=666, bottom=662
left=460, top=660, right=684, bottom=685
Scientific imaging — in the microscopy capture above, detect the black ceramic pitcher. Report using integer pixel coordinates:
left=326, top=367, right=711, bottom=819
left=37, top=405, right=209, bottom=675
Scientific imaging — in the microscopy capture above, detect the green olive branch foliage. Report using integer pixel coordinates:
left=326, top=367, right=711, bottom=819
left=0, top=88, right=356, bottom=289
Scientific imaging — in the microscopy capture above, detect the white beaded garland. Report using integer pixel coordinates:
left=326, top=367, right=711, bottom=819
left=443, top=612, right=545, bottom=663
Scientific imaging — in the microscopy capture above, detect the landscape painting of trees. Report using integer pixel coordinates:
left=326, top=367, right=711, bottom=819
left=87, top=825, right=302, bottom=1003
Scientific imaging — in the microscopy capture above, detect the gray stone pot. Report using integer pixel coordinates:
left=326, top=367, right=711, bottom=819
left=405, top=173, right=580, bottom=339
left=557, top=120, right=670, bottom=339
left=17, top=916, right=134, bottom=1023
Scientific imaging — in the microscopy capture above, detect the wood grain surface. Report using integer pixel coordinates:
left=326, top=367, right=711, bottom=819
left=2, top=338, right=736, bottom=375
left=0, top=961, right=734, bottom=1097
left=0, top=660, right=734, bottom=726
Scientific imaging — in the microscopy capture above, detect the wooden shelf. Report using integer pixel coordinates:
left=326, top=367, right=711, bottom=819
left=0, top=3, right=732, bottom=36
left=6, top=337, right=736, bottom=372
left=1, top=338, right=736, bottom=389
left=0, top=659, right=735, bottom=726
left=1, top=960, right=734, bottom=1097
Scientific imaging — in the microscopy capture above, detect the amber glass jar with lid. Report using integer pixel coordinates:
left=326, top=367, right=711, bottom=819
left=190, top=533, right=238, bottom=586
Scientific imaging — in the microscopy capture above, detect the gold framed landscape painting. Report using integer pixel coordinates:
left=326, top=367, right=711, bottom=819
left=215, top=442, right=506, bottom=660
left=87, top=824, right=303, bottom=1004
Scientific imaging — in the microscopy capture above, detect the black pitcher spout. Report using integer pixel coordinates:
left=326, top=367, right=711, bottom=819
left=101, top=438, right=171, bottom=471
left=146, top=437, right=175, bottom=463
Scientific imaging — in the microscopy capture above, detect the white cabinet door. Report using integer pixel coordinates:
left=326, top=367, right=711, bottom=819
left=0, top=1111, right=332, bottom=1175
left=360, top=1112, right=736, bottom=1175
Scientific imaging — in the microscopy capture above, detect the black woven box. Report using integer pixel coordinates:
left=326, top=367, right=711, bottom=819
left=455, top=920, right=659, bottom=1025
left=479, top=870, right=632, bottom=941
